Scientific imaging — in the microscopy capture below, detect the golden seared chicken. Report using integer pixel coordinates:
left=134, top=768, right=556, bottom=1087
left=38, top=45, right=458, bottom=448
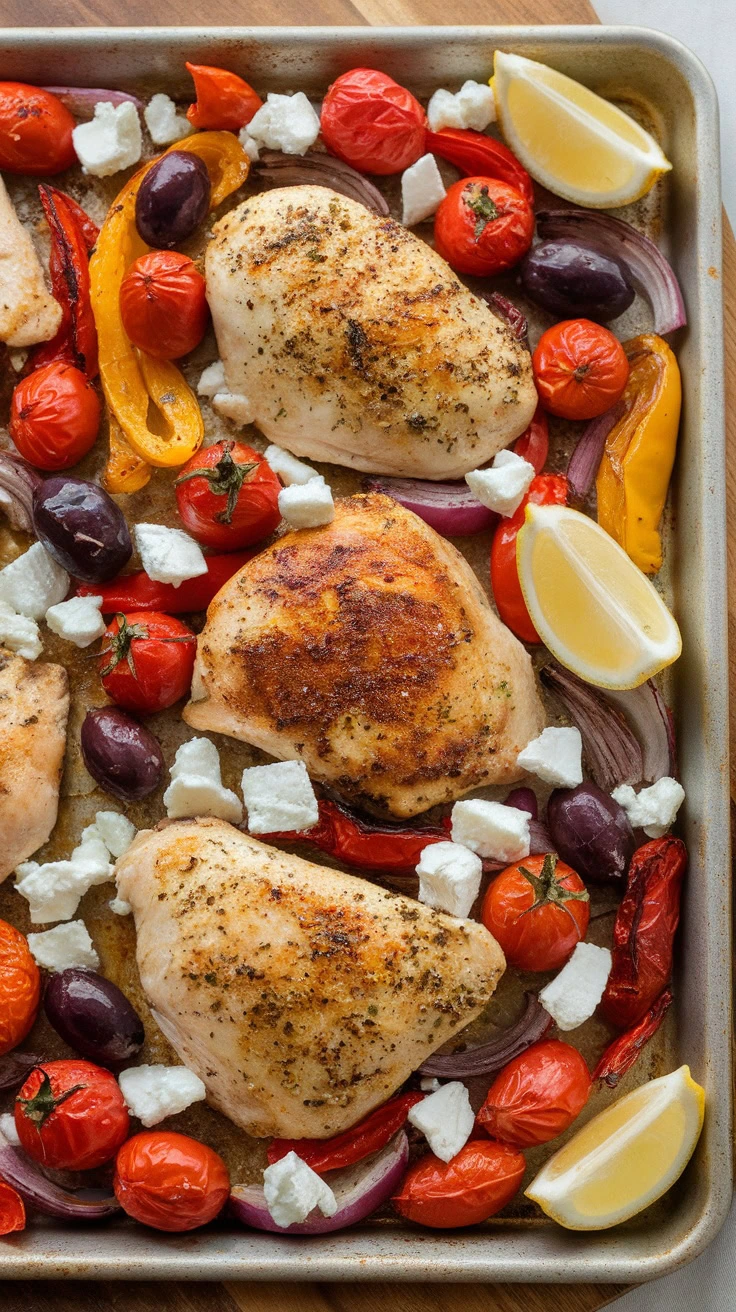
left=0, top=177, right=61, bottom=347
left=116, top=818, right=505, bottom=1138
left=0, top=650, right=69, bottom=882
left=184, top=494, right=544, bottom=818
left=205, top=186, right=536, bottom=479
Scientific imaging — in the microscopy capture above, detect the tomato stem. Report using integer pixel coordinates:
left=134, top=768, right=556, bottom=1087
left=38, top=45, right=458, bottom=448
left=175, top=442, right=259, bottom=524
left=518, top=853, right=590, bottom=927
left=17, top=1071, right=85, bottom=1129
left=465, top=185, right=500, bottom=240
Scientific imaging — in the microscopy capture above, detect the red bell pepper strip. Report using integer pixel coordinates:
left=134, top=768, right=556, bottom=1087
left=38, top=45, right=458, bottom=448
left=490, top=473, right=567, bottom=644
left=261, top=798, right=449, bottom=874
left=267, top=1091, right=424, bottom=1175
left=0, top=1181, right=25, bottom=1236
left=513, top=404, right=549, bottom=474
left=593, top=988, right=673, bottom=1089
left=76, top=550, right=255, bottom=614
left=426, top=128, right=534, bottom=206
left=186, top=62, right=263, bottom=131
left=29, top=185, right=99, bottom=378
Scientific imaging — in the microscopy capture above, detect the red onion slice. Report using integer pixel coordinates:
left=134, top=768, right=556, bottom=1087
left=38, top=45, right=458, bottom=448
left=419, top=994, right=553, bottom=1078
left=0, top=1129, right=120, bottom=1219
left=255, top=150, right=389, bottom=216
left=42, top=87, right=143, bottom=119
left=365, top=476, right=496, bottom=536
left=541, top=661, right=644, bottom=791
left=0, top=1052, right=42, bottom=1092
left=600, top=681, right=677, bottom=782
left=0, top=451, right=42, bottom=533
left=477, top=290, right=529, bottom=344
left=567, top=401, right=626, bottom=500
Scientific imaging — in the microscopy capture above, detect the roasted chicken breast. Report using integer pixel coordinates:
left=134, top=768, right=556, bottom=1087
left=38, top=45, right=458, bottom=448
left=0, top=176, right=61, bottom=347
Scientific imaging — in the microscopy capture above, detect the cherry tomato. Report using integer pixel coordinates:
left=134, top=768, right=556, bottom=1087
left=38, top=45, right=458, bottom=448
left=477, top=1040, right=592, bottom=1147
left=15, top=1059, right=129, bottom=1171
left=119, top=251, right=208, bottom=361
left=114, top=1130, right=230, bottom=1232
left=434, top=177, right=534, bottom=277
left=186, top=62, right=262, bottom=131
left=320, top=68, right=426, bottom=175
left=0, top=83, right=76, bottom=175
left=481, top=853, right=590, bottom=972
left=392, top=1139, right=525, bottom=1228
left=0, top=919, right=40, bottom=1058
left=0, top=1181, right=25, bottom=1236
left=9, top=362, right=101, bottom=471
left=512, top=403, right=549, bottom=474
left=175, top=440, right=282, bottom=550
left=532, top=319, right=630, bottom=421
left=491, top=473, right=567, bottom=644
left=100, top=611, right=196, bottom=715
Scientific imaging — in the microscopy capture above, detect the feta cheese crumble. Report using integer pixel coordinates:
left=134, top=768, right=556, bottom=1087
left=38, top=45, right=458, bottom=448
left=420, top=1077, right=441, bottom=1093
left=72, top=102, right=143, bottom=178
left=144, top=93, right=193, bottom=145
left=427, top=80, right=497, bottom=133
left=16, top=827, right=114, bottom=924
left=0, top=1112, right=19, bottom=1145
left=27, top=920, right=99, bottom=972
left=109, top=897, right=132, bottom=916
left=611, top=777, right=685, bottom=839
left=517, top=726, right=583, bottom=789
left=278, top=476, right=335, bottom=529
left=262, top=1151, right=337, bottom=1229
left=0, top=542, right=69, bottom=620
left=264, top=443, right=319, bottom=486
left=465, top=449, right=535, bottom=517
left=134, top=522, right=208, bottom=588
left=401, top=153, right=447, bottom=227
left=163, top=737, right=243, bottom=823
left=89, top=811, right=137, bottom=859
left=45, top=594, right=105, bottom=648
left=198, top=360, right=226, bottom=397
left=451, top=798, right=530, bottom=863
left=118, top=1064, right=206, bottom=1127
left=539, top=941, right=612, bottom=1032
left=212, top=390, right=255, bottom=425
left=0, top=602, right=42, bottom=659
left=249, top=92, right=320, bottom=155
left=241, top=759, right=319, bottom=834
left=416, top=841, right=482, bottom=919
left=238, top=128, right=260, bottom=161
left=407, top=1081, right=474, bottom=1162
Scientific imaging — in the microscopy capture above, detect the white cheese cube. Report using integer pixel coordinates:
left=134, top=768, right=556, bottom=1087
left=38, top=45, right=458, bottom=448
left=0, top=542, right=69, bottom=620
left=93, top=811, right=137, bottom=859
left=109, top=896, right=132, bottom=916
left=0, top=602, right=42, bottom=659
left=249, top=92, right=320, bottom=155
left=163, top=736, right=243, bottom=823
left=15, top=829, right=114, bottom=924
left=8, top=349, right=28, bottom=374
left=420, top=1077, right=441, bottom=1093
left=198, top=360, right=227, bottom=397
left=238, top=128, right=260, bottom=161
left=407, top=1081, right=474, bottom=1162
left=416, top=841, right=482, bottom=919
left=134, top=523, right=208, bottom=589
left=465, top=449, right=535, bottom=517
left=241, top=759, right=319, bottom=834
left=517, top=727, right=583, bottom=788
left=611, top=777, right=685, bottom=839
left=401, top=153, right=447, bottom=227
left=427, top=88, right=465, bottom=132
left=278, top=476, right=335, bottom=529
left=27, top=920, right=100, bottom=972
left=118, top=1064, right=206, bottom=1127
left=144, top=93, right=193, bottom=145
left=72, top=102, right=143, bottom=178
left=212, top=390, right=255, bottom=425
left=264, top=443, right=319, bottom=486
left=0, top=1112, right=20, bottom=1146
left=45, top=594, right=105, bottom=648
left=427, top=80, right=496, bottom=133
left=451, top=798, right=530, bottom=862
left=539, top=942, right=613, bottom=1031
left=262, top=1151, right=337, bottom=1228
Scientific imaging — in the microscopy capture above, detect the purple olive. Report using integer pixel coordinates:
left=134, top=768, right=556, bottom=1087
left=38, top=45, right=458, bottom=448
left=520, top=240, right=635, bottom=322
left=547, top=781, right=635, bottom=885
left=44, top=969, right=144, bottom=1067
left=33, top=476, right=132, bottom=583
left=505, top=787, right=538, bottom=820
left=81, top=706, right=164, bottom=801
left=135, top=150, right=211, bottom=249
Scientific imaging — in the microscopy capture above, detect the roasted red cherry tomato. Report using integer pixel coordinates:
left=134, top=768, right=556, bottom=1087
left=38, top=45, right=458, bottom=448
left=320, top=68, right=426, bottom=175
left=512, top=403, right=549, bottom=474
left=393, top=1139, right=525, bottom=1228
left=186, top=62, right=262, bottom=131
left=532, top=319, right=630, bottom=421
left=119, top=251, right=208, bottom=361
left=477, top=1040, right=592, bottom=1147
left=491, top=473, right=567, bottom=644
left=0, top=919, right=41, bottom=1058
left=15, top=1059, right=129, bottom=1171
left=9, top=362, right=101, bottom=471
left=0, top=83, right=76, bottom=175
left=434, top=177, right=534, bottom=277
left=0, top=1182, right=25, bottom=1236
left=482, top=853, right=590, bottom=972
left=99, top=611, right=196, bottom=714
left=114, top=1130, right=230, bottom=1232
left=175, top=440, right=282, bottom=550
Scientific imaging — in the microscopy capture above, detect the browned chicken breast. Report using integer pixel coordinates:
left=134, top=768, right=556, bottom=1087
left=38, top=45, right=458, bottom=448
left=184, top=493, right=544, bottom=818
left=205, top=185, right=537, bottom=479
left=0, top=649, right=69, bottom=882
left=0, top=176, right=61, bottom=347
left=116, top=818, right=505, bottom=1138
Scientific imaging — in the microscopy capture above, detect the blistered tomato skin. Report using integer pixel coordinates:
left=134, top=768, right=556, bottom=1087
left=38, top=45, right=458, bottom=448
left=10, top=363, right=101, bottom=472
left=99, top=612, right=197, bottom=715
left=32, top=476, right=132, bottom=582
left=481, top=853, right=590, bottom=972
left=320, top=68, right=426, bottom=175
left=393, top=1139, right=525, bottom=1228
left=135, top=150, right=211, bottom=249
left=0, top=84, right=76, bottom=175
left=120, top=251, right=208, bottom=360
left=15, top=1059, right=130, bottom=1171
left=434, top=177, right=534, bottom=278
left=114, top=1131, right=231, bottom=1232
left=532, top=319, right=631, bottom=421
left=477, top=1040, right=592, bottom=1147
left=80, top=706, right=165, bottom=801
left=175, top=440, right=282, bottom=550
left=0, top=919, right=41, bottom=1058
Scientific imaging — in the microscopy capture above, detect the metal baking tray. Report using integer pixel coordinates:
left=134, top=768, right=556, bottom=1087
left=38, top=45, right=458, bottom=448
left=0, top=24, right=730, bottom=1285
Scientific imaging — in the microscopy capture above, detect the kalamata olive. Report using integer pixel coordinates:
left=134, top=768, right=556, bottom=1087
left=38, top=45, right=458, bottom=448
left=547, top=781, right=636, bottom=885
left=45, top=968, right=145, bottom=1068
left=520, top=240, right=635, bottom=322
left=81, top=706, right=164, bottom=801
left=505, top=787, right=538, bottom=820
left=32, top=476, right=132, bottom=583
left=135, top=150, right=211, bottom=249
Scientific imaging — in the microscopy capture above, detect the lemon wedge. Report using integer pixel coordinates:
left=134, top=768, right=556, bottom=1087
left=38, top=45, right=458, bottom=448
left=492, top=51, right=672, bottom=208
left=516, top=503, right=681, bottom=689
left=526, top=1065, right=705, bottom=1230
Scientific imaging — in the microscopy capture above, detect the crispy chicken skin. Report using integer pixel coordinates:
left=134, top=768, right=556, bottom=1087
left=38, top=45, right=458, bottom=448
left=184, top=493, right=544, bottom=818
left=205, top=185, right=537, bottom=479
left=0, top=176, right=61, bottom=347
left=116, top=818, right=505, bottom=1138
left=0, top=649, right=69, bottom=882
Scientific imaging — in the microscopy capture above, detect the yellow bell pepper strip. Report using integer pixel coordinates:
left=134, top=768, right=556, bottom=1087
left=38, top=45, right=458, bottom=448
left=596, top=333, right=681, bottom=575
left=91, top=132, right=249, bottom=491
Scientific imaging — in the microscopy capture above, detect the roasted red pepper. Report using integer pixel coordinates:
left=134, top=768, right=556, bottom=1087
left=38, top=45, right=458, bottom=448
left=186, top=62, right=262, bottom=131
left=601, top=837, right=686, bottom=1030
left=426, top=127, right=534, bottom=206
left=513, top=404, right=549, bottom=474
left=593, top=988, right=673, bottom=1088
left=76, top=550, right=254, bottom=614
left=262, top=798, right=448, bottom=874
left=490, top=473, right=567, bottom=644
left=29, top=186, right=99, bottom=379
left=267, top=1091, right=424, bottom=1175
